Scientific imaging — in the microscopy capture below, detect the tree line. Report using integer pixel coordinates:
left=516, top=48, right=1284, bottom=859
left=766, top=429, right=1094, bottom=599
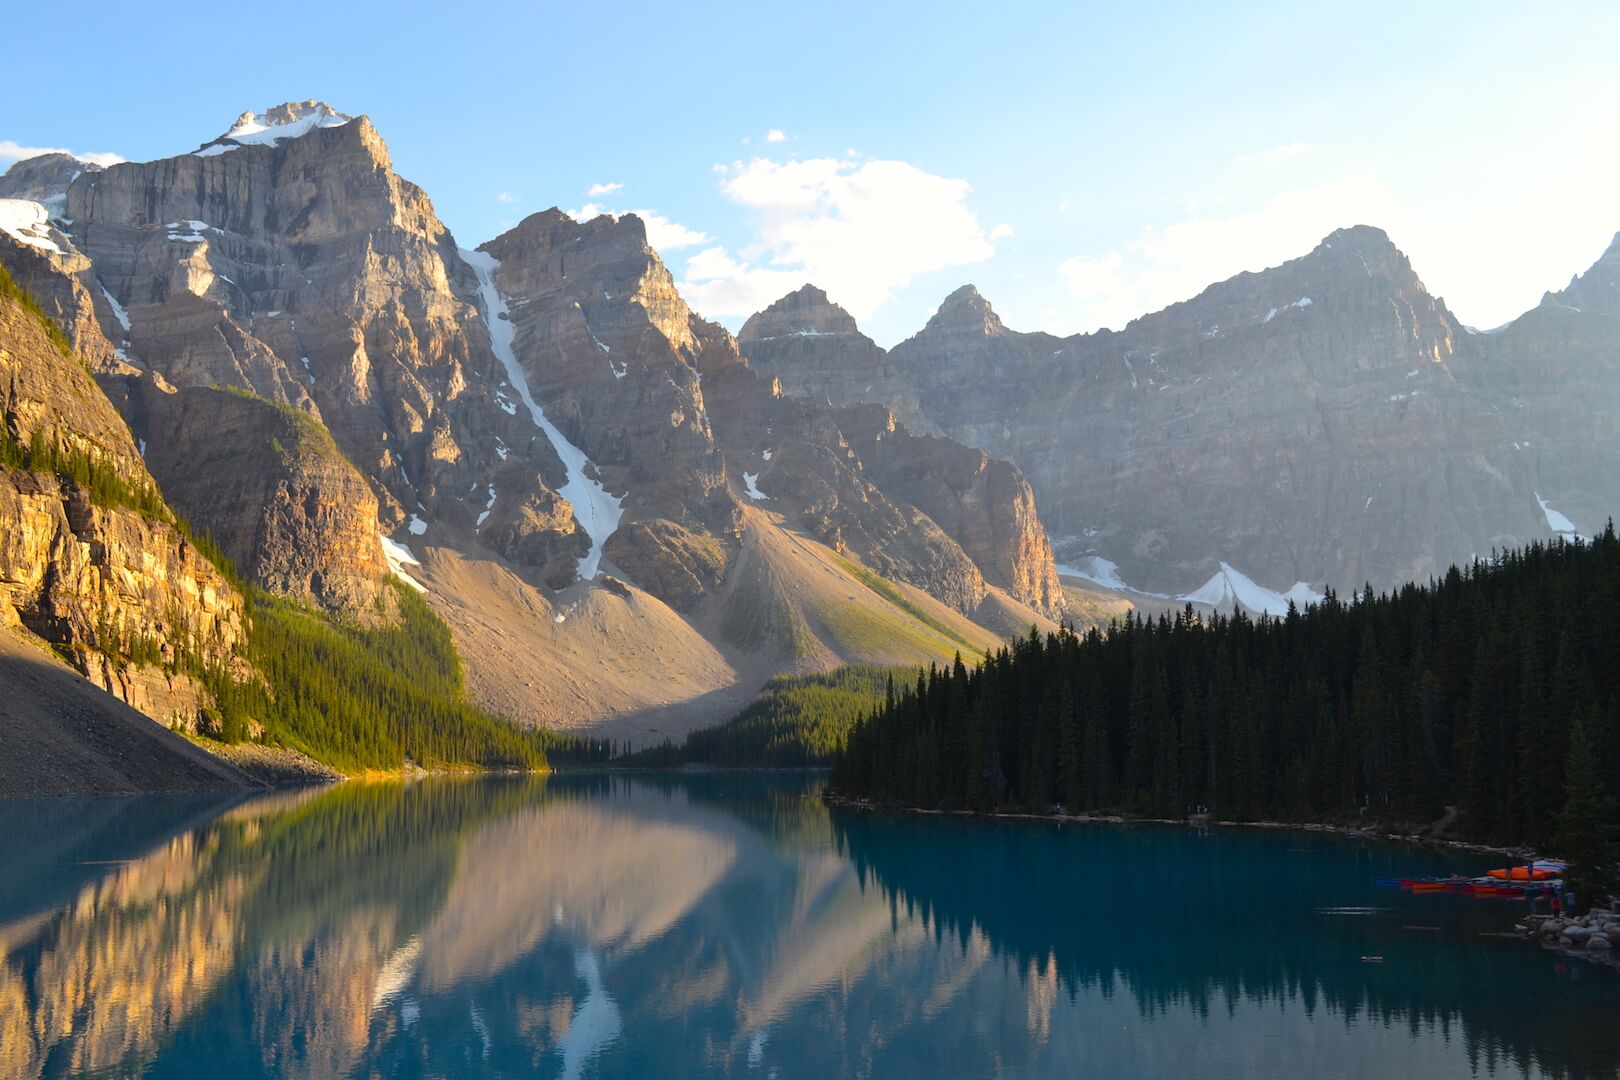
left=622, top=665, right=897, bottom=768
left=831, top=530, right=1620, bottom=899
left=201, top=582, right=615, bottom=772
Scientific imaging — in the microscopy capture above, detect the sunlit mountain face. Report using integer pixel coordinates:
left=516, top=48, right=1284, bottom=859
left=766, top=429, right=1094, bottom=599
left=1, top=776, right=1616, bottom=1079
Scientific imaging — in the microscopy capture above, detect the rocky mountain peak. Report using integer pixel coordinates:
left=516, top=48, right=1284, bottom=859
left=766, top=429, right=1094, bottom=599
left=1543, top=229, right=1620, bottom=316
left=738, top=284, right=860, bottom=341
left=923, top=284, right=1006, bottom=337
left=0, top=153, right=103, bottom=202
left=195, top=101, right=354, bottom=155
left=481, top=207, right=670, bottom=313
left=1310, top=224, right=1422, bottom=287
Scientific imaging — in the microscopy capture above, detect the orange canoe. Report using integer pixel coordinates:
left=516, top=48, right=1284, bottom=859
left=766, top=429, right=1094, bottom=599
left=1486, top=862, right=1564, bottom=881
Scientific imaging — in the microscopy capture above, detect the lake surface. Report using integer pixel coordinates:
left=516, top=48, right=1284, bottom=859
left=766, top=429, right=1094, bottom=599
left=1, top=774, right=1616, bottom=1079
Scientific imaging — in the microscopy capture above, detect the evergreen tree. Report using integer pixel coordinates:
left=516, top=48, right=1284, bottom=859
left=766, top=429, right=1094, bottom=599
left=1556, top=710, right=1618, bottom=909
left=827, top=529, right=1620, bottom=858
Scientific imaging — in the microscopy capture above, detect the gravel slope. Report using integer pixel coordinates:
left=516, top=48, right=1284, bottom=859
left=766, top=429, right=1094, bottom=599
left=0, top=628, right=256, bottom=796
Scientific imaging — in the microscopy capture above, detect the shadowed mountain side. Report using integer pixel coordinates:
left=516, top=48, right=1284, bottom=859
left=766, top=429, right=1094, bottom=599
left=747, top=228, right=1620, bottom=603
left=0, top=629, right=253, bottom=795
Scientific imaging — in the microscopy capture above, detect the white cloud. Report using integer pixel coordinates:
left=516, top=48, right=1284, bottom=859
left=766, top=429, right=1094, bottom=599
left=565, top=202, right=709, bottom=252
left=637, top=211, right=708, bottom=251
left=682, top=246, right=805, bottom=317
left=0, top=139, right=124, bottom=168
left=496, top=191, right=518, bottom=204
left=586, top=181, right=623, bottom=196
left=989, top=223, right=1014, bottom=240
left=680, top=155, right=998, bottom=321
left=1057, top=250, right=1123, bottom=300
left=765, top=129, right=787, bottom=143
left=1055, top=177, right=1406, bottom=332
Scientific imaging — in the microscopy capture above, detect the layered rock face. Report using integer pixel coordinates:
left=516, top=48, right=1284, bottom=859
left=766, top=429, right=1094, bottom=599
left=0, top=106, right=592, bottom=601
left=127, top=382, right=389, bottom=616
left=1461, top=233, right=1620, bottom=538
left=0, top=280, right=244, bottom=724
left=480, top=210, right=1065, bottom=619
left=738, top=285, right=934, bottom=433
left=479, top=210, right=728, bottom=534
left=763, top=227, right=1596, bottom=599
left=56, top=101, right=572, bottom=549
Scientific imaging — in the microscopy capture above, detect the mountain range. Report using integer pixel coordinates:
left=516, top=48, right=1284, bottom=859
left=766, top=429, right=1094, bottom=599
left=0, top=102, right=1063, bottom=763
left=743, top=228, right=1620, bottom=610
left=1, top=99, right=1615, bottom=770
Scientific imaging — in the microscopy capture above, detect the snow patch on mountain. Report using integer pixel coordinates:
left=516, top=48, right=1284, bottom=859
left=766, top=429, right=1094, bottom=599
left=165, top=220, right=211, bottom=243
left=195, top=103, right=352, bottom=156
left=380, top=537, right=428, bottom=593
left=1054, top=555, right=1171, bottom=599
left=742, top=471, right=770, bottom=501
left=0, top=199, right=63, bottom=254
left=1535, top=492, right=1581, bottom=540
left=462, top=248, right=623, bottom=579
left=1181, top=562, right=1321, bottom=616
left=98, top=285, right=131, bottom=331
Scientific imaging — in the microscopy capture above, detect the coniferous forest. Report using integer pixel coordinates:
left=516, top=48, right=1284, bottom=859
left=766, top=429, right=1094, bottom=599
left=831, top=531, right=1620, bottom=897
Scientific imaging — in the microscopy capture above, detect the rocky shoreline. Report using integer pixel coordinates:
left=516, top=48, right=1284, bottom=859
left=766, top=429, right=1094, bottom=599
left=1519, top=910, right=1620, bottom=970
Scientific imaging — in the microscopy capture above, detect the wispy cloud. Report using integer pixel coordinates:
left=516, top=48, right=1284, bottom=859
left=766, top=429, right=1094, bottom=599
left=989, top=223, right=1014, bottom=240
left=765, top=129, right=787, bottom=143
left=586, top=181, right=623, bottom=197
left=566, top=202, right=709, bottom=251
left=680, top=155, right=1000, bottom=321
left=496, top=191, right=519, bottom=204
left=0, top=139, right=124, bottom=167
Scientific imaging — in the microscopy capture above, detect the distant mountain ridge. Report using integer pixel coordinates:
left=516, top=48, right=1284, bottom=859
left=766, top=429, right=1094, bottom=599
left=742, top=224, right=1620, bottom=606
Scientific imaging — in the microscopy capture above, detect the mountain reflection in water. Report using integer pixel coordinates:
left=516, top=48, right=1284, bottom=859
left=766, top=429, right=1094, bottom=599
left=0, top=774, right=1616, bottom=1079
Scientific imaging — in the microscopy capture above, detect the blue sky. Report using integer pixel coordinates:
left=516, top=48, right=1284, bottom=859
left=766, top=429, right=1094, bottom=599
left=4, top=1, right=1617, bottom=345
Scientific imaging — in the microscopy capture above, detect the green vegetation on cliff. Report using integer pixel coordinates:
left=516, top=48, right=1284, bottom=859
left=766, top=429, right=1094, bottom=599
left=202, top=581, right=610, bottom=773
left=208, top=582, right=541, bottom=770
left=831, top=532, right=1620, bottom=874
left=0, top=262, right=73, bottom=358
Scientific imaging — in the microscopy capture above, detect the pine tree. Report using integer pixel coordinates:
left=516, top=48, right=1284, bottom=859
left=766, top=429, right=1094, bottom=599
left=1557, top=710, right=1618, bottom=910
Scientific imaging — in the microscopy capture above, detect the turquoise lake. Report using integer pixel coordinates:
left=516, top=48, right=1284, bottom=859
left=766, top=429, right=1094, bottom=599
left=1, top=773, right=1616, bottom=1078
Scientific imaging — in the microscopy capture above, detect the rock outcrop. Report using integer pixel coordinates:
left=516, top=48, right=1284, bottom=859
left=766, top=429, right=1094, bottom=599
left=127, top=382, right=390, bottom=616
left=738, top=285, right=933, bottom=432
left=481, top=211, right=1065, bottom=619
left=0, top=270, right=244, bottom=726
left=57, top=101, right=566, bottom=547
left=1460, top=231, right=1620, bottom=540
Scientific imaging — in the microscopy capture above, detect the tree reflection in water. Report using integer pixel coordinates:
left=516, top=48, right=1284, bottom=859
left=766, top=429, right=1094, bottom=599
left=0, top=775, right=1614, bottom=1079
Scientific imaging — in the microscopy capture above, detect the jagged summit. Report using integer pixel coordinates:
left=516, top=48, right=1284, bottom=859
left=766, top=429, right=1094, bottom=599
left=1318, top=223, right=1396, bottom=251
left=1310, top=224, right=1423, bottom=284
left=194, top=101, right=353, bottom=156
left=738, top=284, right=860, bottom=341
left=1542, top=229, right=1620, bottom=315
left=1112, top=223, right=1431, bottom=337
left=921, top=284, right=1006, bottom=337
